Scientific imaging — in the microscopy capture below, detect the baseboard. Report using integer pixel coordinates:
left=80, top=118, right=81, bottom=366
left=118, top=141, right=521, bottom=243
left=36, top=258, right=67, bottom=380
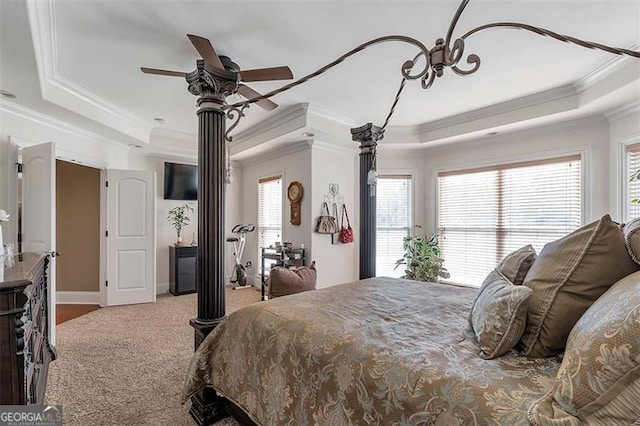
left=156, top=282, right=170, bottom=295
left=56, top=291, right=100, bottom=305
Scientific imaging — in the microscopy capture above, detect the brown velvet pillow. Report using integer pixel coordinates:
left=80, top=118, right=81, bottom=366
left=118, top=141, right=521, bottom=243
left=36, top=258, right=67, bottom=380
left=267, top=264, right=317, bottom=299
left=496, top=245, right=536, bottom=285
left=520, top=214, right=640, bottom=358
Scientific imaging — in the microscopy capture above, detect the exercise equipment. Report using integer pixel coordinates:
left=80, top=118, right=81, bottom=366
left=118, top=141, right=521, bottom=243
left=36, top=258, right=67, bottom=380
left=227, top=224, right=255, bottom=289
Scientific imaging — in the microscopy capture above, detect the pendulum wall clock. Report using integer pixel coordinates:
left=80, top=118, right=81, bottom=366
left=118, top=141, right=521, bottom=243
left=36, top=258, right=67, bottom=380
left=287, top=181, right=303, bottom=226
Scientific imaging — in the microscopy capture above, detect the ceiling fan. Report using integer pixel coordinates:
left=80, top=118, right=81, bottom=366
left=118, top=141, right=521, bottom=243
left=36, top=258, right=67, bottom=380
left=141, top=34, right=293, bottom=111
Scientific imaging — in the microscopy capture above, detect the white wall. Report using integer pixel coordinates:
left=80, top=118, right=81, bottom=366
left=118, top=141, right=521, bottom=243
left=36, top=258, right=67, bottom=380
left=378, top=149, right=426, bottom=232
left=128, top=154, right=198, bottom=293
left=422, top=117, right=612, bottom=234
left=0, top=108, right=129, bottom=170
left=609, top=110, right=640, bottom=222
left=236, top=142, right=313, bottom=286
left=310, top=142, right=358, bottom=288
left=0, top=139, right=18, bottom=253
left=0, top=106, right=130, bottom=249
left=127, top=153, right=245, bottom=293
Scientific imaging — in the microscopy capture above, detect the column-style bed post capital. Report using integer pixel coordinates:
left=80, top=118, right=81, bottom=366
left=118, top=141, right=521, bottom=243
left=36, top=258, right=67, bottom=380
left=351, top=122, right=382, bottom=150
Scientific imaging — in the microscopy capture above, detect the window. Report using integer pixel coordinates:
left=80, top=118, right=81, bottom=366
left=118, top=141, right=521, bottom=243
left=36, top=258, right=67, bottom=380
left=438, top=155, right=582, bottom=286
left=626, top=143, right=640, bottom=221
left=258, top=176, right=283, bottom=268
left=376, top=175, right=412, bottom=277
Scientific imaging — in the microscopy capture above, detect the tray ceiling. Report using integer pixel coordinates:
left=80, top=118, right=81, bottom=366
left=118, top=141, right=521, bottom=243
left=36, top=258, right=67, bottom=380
left=1, top=1, right=639, bottom=146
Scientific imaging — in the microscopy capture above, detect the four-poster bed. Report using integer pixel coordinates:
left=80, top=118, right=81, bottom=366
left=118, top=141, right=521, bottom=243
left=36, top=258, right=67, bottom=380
left=143, top=0, right=640, bottom=424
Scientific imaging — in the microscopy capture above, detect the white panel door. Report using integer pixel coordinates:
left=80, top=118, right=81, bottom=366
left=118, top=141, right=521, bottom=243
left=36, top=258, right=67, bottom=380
left=21, top=142, right=57, bottom=347
left=106, top=169, right=156, bottom=306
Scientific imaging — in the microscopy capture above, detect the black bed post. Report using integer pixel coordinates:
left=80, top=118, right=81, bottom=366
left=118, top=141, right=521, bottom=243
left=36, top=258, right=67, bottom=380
left=186, top=59, right=238, bottom=425
left=352, top=123, right=383, bottom=279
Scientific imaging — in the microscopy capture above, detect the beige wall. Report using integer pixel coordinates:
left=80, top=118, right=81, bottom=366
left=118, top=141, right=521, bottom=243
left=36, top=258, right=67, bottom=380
left=56, top=160, right=100, bottom=292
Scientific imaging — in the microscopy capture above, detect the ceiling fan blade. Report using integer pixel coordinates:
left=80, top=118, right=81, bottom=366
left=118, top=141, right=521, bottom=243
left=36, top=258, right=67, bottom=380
left=140, top=67, right=187, bottom=77
left=238, top=84, right=278, bottom=111
left=239, top=66, right=293, bottom=82
left=187, top=34, right=224, bottom=70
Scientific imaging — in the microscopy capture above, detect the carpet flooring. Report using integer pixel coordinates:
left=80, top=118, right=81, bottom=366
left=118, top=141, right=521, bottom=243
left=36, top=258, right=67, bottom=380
left=46, top=288, right=261, bottom=426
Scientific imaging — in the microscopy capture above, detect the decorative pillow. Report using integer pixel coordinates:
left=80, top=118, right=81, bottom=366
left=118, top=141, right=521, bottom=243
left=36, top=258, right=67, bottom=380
left=520, top=214, right=639, bottom=358
left=469, top=270, right=533, bottom=359
left=267, top=263, right=317, bottom=299
left=623, top=217, right=640, bottom=264
left=496, top=245, right=537, bottom=285
left=527, top=271, right=640, bottom=425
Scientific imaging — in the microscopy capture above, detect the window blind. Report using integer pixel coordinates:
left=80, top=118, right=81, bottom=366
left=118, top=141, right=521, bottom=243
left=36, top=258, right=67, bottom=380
left=626, top=143, right=640, bottom=221
left=376, top=175, right=412, bottom=277
left=258, top=176, right=283, bottom=268
left=438, top=155, right=581, bottom=286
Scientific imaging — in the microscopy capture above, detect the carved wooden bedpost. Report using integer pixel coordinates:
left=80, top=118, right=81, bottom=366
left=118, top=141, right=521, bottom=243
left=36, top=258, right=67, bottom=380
left=186, top=59, right=238, bottom=425
left=352, top=123, right=383, bottom=279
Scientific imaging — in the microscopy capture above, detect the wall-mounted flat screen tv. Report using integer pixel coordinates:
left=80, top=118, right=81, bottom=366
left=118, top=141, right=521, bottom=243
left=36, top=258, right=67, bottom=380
left=164, top=162, right=197, bottom=200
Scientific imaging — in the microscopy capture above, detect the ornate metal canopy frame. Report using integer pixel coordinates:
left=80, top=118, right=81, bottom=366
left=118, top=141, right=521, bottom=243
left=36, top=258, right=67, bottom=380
left=223, top=0, right=640, bottom=144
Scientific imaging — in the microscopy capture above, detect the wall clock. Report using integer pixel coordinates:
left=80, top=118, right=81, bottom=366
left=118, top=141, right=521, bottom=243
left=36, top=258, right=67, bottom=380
left=287, top=181, right=303, bottom=226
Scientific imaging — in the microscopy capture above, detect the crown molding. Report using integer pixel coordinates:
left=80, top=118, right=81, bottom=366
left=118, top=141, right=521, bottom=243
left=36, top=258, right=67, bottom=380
left=140, top=146, right=198, bottom=163
left=307, top=104, right=361, bottom=128
left=1, top=99, right=119, bottom=145
left=26, top=0, right=153, bottom=143
left=418, top=84, right=577, bottom=135
left=237, top=139, right=313, bottom=167
left=151, top=127, right=197, bottom=142
left=605, top=100, right=640, bottom=123
left=311, top=140, right=358, bottom=155
left=424, top=114, right=609, bottom=153
left=233, top=103, right=309, bottom=145
left=574, top=44, right=640, bottom=94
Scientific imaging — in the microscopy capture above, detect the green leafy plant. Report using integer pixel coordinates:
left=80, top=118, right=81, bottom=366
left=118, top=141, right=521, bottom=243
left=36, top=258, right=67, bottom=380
left=167, top=204, right=194, bottom=242
left=394, top=234, right=450, bottom=282
left=631, top=170, right=640, bottom=204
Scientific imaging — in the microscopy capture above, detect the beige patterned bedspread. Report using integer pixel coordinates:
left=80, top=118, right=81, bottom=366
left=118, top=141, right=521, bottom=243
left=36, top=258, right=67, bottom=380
left=183, top=278, right=561, bottom=425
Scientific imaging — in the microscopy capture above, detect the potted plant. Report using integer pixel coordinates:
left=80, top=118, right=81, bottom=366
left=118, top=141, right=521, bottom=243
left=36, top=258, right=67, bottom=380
left=167, top=204, right=194, bottom=246
left=394, top=234, right=450, bottom=282
left=631, top=170, right=640, bottom=205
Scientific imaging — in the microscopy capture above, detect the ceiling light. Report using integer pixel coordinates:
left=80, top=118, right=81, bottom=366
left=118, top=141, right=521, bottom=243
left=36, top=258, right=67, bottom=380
left=154, top=117, right=166, bottom=124
left=302, top=132, right=314, bottom=138
left=0, top=89, right=17, bottom=99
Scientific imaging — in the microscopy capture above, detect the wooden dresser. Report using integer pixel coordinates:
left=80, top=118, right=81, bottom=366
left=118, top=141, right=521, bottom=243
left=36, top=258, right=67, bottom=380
left=0, top=253, right=56, bottom=405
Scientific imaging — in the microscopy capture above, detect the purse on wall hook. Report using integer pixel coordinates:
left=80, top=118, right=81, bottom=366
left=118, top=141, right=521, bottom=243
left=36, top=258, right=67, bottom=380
left=339, top=204, right=354, bottom=243
left=315, top=202, right=338, bottom=234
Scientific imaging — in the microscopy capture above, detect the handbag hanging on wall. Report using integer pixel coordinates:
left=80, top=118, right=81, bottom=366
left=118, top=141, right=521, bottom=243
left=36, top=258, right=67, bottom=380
left=315, top=202, right=338, bottom=234
left=339, top=204, right=354, bottom=243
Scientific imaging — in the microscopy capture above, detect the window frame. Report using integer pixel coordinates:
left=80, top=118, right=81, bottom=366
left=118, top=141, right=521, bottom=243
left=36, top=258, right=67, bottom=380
left=619, top=135, right=640, bottom=222
left=434, top=149, right=588, bottom=285
left=375, top=171, right=415, bottom=278
left=257, top=173, right=284, bottom=268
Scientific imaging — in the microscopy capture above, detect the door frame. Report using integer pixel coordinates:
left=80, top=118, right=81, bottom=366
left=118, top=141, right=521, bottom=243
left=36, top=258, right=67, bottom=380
left=11, top=136, right=108, bottom=307
left=100, top=170, right=107, bottom=307
left=100, top=169, right=156, bottom=306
